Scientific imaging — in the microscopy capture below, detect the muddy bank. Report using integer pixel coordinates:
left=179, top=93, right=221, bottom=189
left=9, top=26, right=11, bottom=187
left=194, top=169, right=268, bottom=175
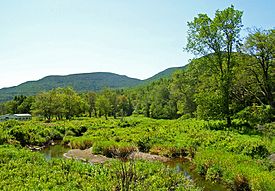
left=129, top=152, right=170, bottom=162
left=63, top=149, right=170, bottom=163
left=64, top=149, right=111, bottom=164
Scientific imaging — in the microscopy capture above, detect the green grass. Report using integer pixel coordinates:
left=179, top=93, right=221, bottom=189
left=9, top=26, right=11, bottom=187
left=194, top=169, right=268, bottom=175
left=0, top=116, right=274, bottom=190
left=194, top=149, right=275, bottom=190
left=0, top=145, right=200, bottom=191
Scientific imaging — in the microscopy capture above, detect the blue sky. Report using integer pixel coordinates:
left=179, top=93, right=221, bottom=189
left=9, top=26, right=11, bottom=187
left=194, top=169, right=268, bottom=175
left=0, top=0, right=274, bottom=88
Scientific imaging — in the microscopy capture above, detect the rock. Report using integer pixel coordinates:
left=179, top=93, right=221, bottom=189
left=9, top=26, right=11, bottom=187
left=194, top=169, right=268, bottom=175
left=268, top=153, right=275, bottom=162
left=26, top=145, right=45, bottom=151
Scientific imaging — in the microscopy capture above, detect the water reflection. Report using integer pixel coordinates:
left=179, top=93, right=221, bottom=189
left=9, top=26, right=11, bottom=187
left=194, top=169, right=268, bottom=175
left=40, top=144, right=70, bottom=160
left=166, top=158, right=229, bottom=191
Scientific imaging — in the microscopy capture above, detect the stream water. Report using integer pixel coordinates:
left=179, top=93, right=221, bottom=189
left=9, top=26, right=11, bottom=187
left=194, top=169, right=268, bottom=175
left=40, top=144, right=70, bottom=160
left=165, top=158, right=229, bottom=191
left=39, top=145, right=228, bottom=191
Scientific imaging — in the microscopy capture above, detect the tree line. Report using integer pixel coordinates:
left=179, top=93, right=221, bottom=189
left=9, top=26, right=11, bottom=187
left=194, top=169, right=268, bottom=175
left=0, top=5, right=274, bottom=125
left=0, top=88, right=133, bottom=121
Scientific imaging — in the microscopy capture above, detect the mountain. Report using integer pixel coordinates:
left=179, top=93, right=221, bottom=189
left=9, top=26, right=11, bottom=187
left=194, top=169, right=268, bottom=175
left=0, top=72, right=142, bottom=102
left=0, top=67, right=186, bottom=102
left=144, top=66, right=186, bottom=83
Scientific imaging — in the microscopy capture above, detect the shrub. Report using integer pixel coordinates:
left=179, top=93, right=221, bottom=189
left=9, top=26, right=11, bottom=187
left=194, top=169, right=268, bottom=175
left=194, top=149, right=275, bottom=190
left=137, top=136, right=152, bottom=152
left=92, top=141, right=137, bottom=159
left=205, top=165, right=223, bottom=182
left=67, top=137, right=94, bottom=149
left=150, top=144, right=187, bottom=158
left=233, top=174, right=251, bottom=191
left=236, top=104, right=273, bottom=126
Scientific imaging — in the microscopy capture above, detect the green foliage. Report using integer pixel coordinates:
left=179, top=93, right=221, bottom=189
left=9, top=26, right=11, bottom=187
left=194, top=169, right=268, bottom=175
left=95, top=94, right=111, bottom=119
left=150, top=82, right=177, bottom=119
left=243, top=29, right=275, bottom=108
left=256, top=122, right=275, bottom=138
left=2, top=95, right=34, bottom=115
left=194, top=149, right=275, bottom=190
left=0, top=6, right=274, bottom=190
left=32, top=87, right=87, bottom=121
left=144, top=66, right=186, bottom=83
left=0, top=116, right=274, bottom=190
left=92, top=141, right=137, bottom=158
left=65, top=136, right=94, bottom=149
left=195, top=90, right=224, bottom=120
left=0, top=67, right=183, bottom=103
left=137, top=136, right=152, bottom=152
left=0, top=72, right=143, bottom=103
left=236, top=104, right=273, bottom=125
left=0, top=145, right=201, bottom=190
left=0, top=120, right=63, bottom=146
left=185, top=5, right=243, bottom=126
left=85, top=91, right=97, bottom=117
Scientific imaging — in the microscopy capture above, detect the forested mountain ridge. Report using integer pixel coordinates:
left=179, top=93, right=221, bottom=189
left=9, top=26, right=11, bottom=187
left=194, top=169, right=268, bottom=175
left=143, top=66, right=186, bottom=83
left=0, top=67, right=186, bottom=102
left=0, top=72, right=141, bottom=102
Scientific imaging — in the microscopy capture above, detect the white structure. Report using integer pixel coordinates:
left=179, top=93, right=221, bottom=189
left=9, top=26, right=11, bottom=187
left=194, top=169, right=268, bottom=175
left=0, top=114, right=32, bottom=121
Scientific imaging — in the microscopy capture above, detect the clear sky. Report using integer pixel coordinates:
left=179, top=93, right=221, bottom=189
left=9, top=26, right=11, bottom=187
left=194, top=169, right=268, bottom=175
left=0, top=0, right=274, bottom=88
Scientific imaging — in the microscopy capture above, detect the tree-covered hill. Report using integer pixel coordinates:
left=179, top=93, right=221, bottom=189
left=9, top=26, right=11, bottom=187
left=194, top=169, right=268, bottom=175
left=0, top=72, right=142, bottom=102
left=0, top=67, right=186, bottom=102
left=143, top=66, right=186, bottom=83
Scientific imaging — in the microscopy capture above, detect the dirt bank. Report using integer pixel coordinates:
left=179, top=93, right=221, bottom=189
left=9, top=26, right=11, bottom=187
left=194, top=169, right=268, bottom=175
left=129, top=152, right=170, bottom=162
left=64, top=149, right=170, bottom=163
left=64, top=149, right=111, bottom=164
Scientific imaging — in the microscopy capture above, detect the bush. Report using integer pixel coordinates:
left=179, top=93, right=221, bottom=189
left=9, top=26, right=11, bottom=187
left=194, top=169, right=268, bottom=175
left=150, top=144, right=187, bottom=158
left=256, top=122, right=275, bottom=138
left=67, top=136, right=95, bottom=149
left=233, top=174, right=251, bottom=191
left=92, top=141, right=137, bottom=159
left=236, top=104, right=273, bottom=126
left=137, top=136, right=152, bottom=152
left=194, top=149, right=275, bottom=190
left=205, top=165, right=223, bottom=182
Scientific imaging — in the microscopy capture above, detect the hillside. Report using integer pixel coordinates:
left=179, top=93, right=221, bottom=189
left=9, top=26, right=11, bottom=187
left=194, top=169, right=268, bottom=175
left=0, top=66, right=186, bottom=102
left=0, top=72, right=142, bottom=102
left=144, top=66, right=186, bottom=83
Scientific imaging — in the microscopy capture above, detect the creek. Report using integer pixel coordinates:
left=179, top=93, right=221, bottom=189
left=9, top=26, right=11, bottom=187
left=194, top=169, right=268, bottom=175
left=166, top=158, right=229, bottom=191
left=39, top=143, right=70, bottom=160
left=39, top=144, right=229, bottom=191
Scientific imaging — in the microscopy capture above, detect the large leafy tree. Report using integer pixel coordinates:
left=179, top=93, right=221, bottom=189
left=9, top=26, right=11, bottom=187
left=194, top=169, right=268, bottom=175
left=56, top=87, right=86, bottom=119
left=117, top=95, right=133, bottom=117
left=185, top=5, right=243, bottom=126
left=32, top=87, right=86, bottom=121
left=32, top=91, right=57, bottom=121
left=0, top=103, right=7, bottom=115
left=149, top=79, right=177, bottom=119
left=96, top=94, right=111, bottom=120
left=243, top=29, right=275, bottom=108
left=86, top=92, right=97, bottom=117
left=5, top=95, right=28, bottom=114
